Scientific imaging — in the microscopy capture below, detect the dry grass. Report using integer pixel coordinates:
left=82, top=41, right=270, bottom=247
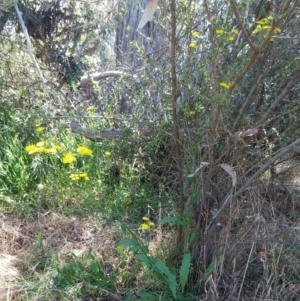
left=0, top=212, right=121, bottom=301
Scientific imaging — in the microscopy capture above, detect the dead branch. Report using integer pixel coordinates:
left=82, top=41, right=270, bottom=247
left=79, top=71, right=133, bottom=88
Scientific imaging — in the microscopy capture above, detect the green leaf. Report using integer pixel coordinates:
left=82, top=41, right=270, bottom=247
left=179, top=253, right=191, bottom=292
left=183, top=176, right=195, bottom=196
left=115, top=239, right=143, bottom=252
left=200, top=255, right=224, bottom=282
left=136, top=253, right=156, bottom=267
left=155, top=260, right=177, bottom=300
left=158, top=216, right=184, bottom=225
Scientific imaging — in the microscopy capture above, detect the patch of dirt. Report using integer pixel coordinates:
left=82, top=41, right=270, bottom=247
left=0, top=212, right=121, bottom=301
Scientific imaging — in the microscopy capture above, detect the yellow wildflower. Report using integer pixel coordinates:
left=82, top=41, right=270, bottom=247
left=219, top=82, right=230, bottom=89
left=142, top=216, right=149, bottom=221
left=70, top=173, right=80, bottom=181
left=256, top=18, right=269, bottom=25
left=149, top=221, right=155, bottom=227
left=262, top=25, right=271, bottom=30
left=36, top=126, right=45, bottom=132
left=35, top=147, right=45, bottom=153
left=264, top=35, right=274, bottom=42
left=36, top=141, right=45, bottom=147
left=86, top=106, right=95, bottom=115
left=228, top=36, right=235, bottom=42
left=53, top=145, right=63, bottom=151
left=44, top=147, right=57, bottom=154
left=216, top=29, right=224, bottom=34
left=69, top=173, right=89, bottom=181
left=192, top=31, right=200, bottom=37
left=232, top=28, right=239, bottom=35
left=87, top=106, right=94, bottom=112
left=189, top=42, right=197, bottom=49
left=79, top=173, right=89, bottom=180
left=140, top=223, right=149, bottom=230
left=77, top=146, right=93, bottom=156
left=274, top=27, right=282, bottom=34
left=25, top=144, right=38, bottom=154
left=253, top=25, right=262, bottom=34
left=105, top=151, right=111, bottom=156
left=61, top=152, right=77, bottom=164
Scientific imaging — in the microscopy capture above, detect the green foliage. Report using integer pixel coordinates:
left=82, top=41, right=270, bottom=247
left=52, top=251, right=116, bottom=293
left=116, top=221, right=195, bottom=300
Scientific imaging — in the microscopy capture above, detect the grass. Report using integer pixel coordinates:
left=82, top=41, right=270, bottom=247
left=2, top=105, right=300, bottom=300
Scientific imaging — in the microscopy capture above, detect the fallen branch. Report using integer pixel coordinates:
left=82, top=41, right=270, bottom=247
left=79, top=71, right=133, bottom=88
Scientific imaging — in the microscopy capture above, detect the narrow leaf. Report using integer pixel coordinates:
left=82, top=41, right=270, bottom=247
left=155, top=260, right=177, bottom=300
left=187, top=162, right=209, bottom=178
left=136, top=254, right=156, bottom=267
left=200, top=255, right=224, bottom=282
left=179, top=253, right=191, bottom=292
left=219, top=163, right=237, bottom=187
left=115, top=239, right=142, bottom=252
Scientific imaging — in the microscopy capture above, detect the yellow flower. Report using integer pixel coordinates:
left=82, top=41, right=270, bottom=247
left=77, top=146, right=93, bottom=156
left=140, top=223, right=149, bottom=230
left=189, top=42, right=197, bottom=49
left=256, top=18, right=269, bottom=25
left=44, top=147, right=57, bottom=154
left=25, top=144, right=38, bottom=154
left=253, top=25, right=262, bottom=34
left=70, top=173, right=80, bottom=181
left=53, top=145, right=63, bottom=151
left=274, top=27, right=282, bottom=34
left=184, top=109, right=196, bottom=117
left=264, top=35, right=274, bottom=42
left=36, top=147, right=46, bottom=153
left=36, top=141, right=45, bottom=147
left=61, top=152, right=77, bottom=164
left=79, top=173, right=89, bottom=180
left=87, top=106, right=95, bottom=115
left=219, top=82, right=230, bottom=89
left=191, top=31, right=200, bottom=37
left=216, top=29, right=224, bottom=34
left=262, top=25, right=271, bottom=30
left=69, top=173, right=89, bottom=181
left=232, top=28, right=239, bottom=35
left=228, top=36, right=235, bottom=42
left=142, top=216, right=149, bottom=221
left=105, top=151, right=111, bottom=156
left=149, top=221, right=155, bottom=227
left=36, top=126, right=45, bottom=132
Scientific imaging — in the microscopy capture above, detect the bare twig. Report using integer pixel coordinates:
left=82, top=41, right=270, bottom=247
left=14, top=3, right=60, bottom=102
left=206, top=136, right=300, bottom=240
left=255, top=70, right=300, bottom=127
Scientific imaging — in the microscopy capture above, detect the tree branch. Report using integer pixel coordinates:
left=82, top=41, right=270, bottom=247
left=79, top=71, right=133, bottom=88
left=255, top=70, right=300, bottom=127
left=229, top=0, right=259, bottom=53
